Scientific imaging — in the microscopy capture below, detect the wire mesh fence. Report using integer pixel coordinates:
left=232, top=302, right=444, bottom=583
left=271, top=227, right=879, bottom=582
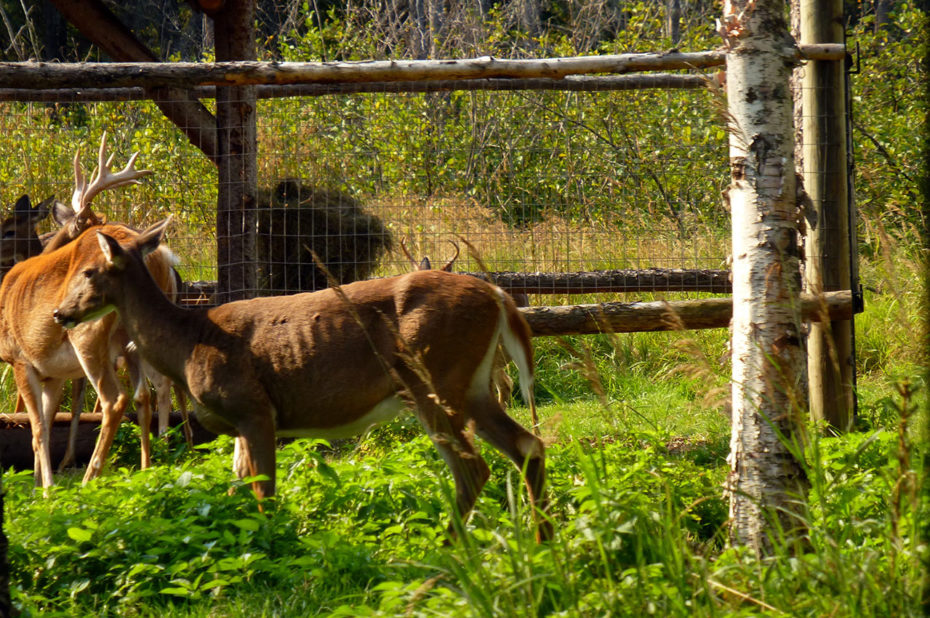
left=0, top=82, right=732, bottom=305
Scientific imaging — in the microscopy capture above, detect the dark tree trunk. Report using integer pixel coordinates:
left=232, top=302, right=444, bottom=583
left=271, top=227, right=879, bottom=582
left=874, top=0, right=893, bottom=33
left=213, top=0, right=258, bottom=302
left=40, top=0, right=67, bottom=60
left=0, top=473, right=9, bottom=618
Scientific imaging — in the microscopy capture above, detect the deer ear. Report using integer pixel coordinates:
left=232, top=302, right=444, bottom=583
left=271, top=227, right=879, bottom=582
left=32, top=197, right=54, bottom=221
left=51, top=200, right=74, bottom=227
left=96, top=231, right=126, bottom=269
left=13, top=195, right=31, bottom=215
left=135, top=217, right=171, bottom=258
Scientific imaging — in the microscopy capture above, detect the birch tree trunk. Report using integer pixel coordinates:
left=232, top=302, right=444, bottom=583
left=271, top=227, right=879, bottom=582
left=721, top=0, right=809, bottom=553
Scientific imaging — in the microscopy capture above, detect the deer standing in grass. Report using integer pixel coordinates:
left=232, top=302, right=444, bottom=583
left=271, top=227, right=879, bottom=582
left=54, top=220, right=551, bottom=541
left=0, top=138, right=178, bottom=487
left=1, top=191, right=192, bottom=467
left=400, top=238, right=534, bottom=425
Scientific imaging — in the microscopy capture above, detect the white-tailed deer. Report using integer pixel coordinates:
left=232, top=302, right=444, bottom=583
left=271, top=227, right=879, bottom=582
left=400, top=238, right=533, bottom=421
left=40, top=150, right=193, bottom=448
left=0, top=223, right=177, bottom=488
left=0, top=137, right=180, bottom=487
left=54, top=220, right=551, bottom=541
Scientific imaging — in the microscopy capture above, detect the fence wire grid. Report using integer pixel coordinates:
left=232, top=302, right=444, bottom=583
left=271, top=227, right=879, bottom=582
left=1, top=85, right=738, bottom=304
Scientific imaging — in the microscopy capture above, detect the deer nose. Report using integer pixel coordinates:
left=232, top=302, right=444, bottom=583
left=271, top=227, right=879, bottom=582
left=52, top=309, right=72, bottom=328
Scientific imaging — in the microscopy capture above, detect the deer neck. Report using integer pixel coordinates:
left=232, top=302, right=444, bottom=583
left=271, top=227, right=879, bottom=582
left=115, top=258, right=198, bottom=384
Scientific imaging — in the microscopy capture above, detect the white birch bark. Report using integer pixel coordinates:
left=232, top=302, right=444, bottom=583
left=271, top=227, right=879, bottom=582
left=721, top=0, right=809, bottom=553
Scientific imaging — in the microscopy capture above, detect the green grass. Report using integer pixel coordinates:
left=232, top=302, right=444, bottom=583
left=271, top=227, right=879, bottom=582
left=5, top=395, right=923, bottom=616
left=3, top=249, right=925, bottom=616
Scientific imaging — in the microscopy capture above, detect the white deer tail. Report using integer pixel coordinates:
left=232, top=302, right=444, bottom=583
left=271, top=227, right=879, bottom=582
left=495, top=288, right=538, bottom=431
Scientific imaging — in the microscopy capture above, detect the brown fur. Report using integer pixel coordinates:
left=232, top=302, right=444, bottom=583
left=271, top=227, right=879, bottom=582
left=54, top=221, right=551, bottom=541
left=0, top=224, right=175, bottom=487
left=255, top=180, right=393, bottom=294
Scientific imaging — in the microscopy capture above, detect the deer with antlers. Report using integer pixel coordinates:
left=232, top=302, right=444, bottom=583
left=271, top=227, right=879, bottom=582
left=0, top=136, right=180, bottom=487
left=53, top=220, right=551, bottom=541
left=400, top=238, right=538, bottom=426
left=0, top=190, right=192, bottom=470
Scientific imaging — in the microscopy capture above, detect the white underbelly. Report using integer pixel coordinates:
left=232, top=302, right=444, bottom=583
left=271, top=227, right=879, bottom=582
left=275, top=395, right=407, bottom=440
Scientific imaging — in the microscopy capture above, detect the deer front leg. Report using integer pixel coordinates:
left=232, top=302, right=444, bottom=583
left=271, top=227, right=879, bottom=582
left=81, top=368, right=129, bottom=484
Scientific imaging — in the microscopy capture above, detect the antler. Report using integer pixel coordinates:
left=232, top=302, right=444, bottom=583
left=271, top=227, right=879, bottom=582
left=400, top=238, right=460, bottom=272
left=438, top=241, right=459, bottom=272
left=71, top=132, right=153, bottom=221
left=400, top=238, right=428, bottom=270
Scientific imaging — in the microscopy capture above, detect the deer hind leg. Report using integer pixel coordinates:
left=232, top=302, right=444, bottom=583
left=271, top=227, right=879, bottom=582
left=413, top=391, right=491, bottom=536
left=58, top=378, right=87, bottom=472
left=468, top=394, right=551, bottom=542
left=14, top=365, right=61, bottom=489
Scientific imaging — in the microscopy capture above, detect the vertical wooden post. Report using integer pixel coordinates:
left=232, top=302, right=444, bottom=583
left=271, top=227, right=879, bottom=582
left=213, top=0, right=257, bottom=303
left=800, top=0, right=855, bottom=431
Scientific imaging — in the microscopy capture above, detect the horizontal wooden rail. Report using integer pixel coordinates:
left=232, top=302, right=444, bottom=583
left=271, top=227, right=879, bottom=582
left=522, top=290, right=854, bottom=336
left=0, top=45, right=844, bottom=91
left=469, top=268, right=732, bottom=294
left=0, top=74, right=710, bottom=102
left=178, top=268, right=732, bottom=305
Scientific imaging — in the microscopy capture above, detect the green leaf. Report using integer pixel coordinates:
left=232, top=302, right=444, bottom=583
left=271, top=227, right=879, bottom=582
left=232, top=518, right=260, bottom=532
left=66, top=527, right=93, bottom=543
left=159, top=587, right=192, bottom=597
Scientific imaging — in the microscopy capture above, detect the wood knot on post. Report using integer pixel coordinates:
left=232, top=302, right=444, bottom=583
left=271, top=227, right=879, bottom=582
left=731, top=157, right=747, bottom=181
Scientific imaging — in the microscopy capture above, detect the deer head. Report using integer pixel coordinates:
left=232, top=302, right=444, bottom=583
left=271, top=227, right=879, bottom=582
left=0, top=195, right=58, bottom=272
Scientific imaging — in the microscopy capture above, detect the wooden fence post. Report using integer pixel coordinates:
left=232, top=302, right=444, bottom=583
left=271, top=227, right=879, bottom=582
left=800, top=0, right=856, bottom=431
left=213, top=0, right=258, bottom=303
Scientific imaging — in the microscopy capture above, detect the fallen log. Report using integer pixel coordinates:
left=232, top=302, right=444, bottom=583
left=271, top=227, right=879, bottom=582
left=0, top=411, right=217, bottom=470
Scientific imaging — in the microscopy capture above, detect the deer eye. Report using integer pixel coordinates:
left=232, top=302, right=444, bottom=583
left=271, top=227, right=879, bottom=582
left=83, top=268, right=96, bottom=279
